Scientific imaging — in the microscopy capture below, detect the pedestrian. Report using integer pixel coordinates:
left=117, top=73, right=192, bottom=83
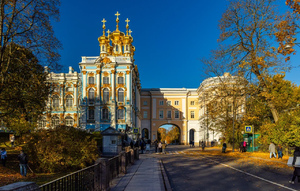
left=154, top=140, right=158, bottom=153
left=158, top=142, right=162, bottom=153
left=162, top=142, right=167, bottom=154
left=189, top=140, right=192, bottom=148
left=192, top=140, right=195, bottom=148
left=269, top=142, right=276, bottom=159
left=130, top=140, right=134, bottom=149
left=18, top=150, right=28, bottom=177
left=1, top=148, right=7, bottom=167
left=243, top=141, right=247, bottom=152
left=10, top=135, right=15, bottom=147
left=201, top=141, right=205, bottom=151
left=277, top=145, right=283, bottom=159
left=222, top=142, right=227, bottom=153
left=140, top=141, right=145, bottom=154
left=239, top=142, right=244, bottom=152
left=199, top=140, right=201, bottom=147
left=289, top=147, right=300, bottom=184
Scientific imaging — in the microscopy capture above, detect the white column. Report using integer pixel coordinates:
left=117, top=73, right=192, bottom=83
left=96, top=70, right=100, bottom=99
left=111, top=70, right=115, bottom=101
left=74, top=84, right=77, bottom=107
left=126, top=70, right=130, bottom=99
left=83, top=72, right=86, bottom=98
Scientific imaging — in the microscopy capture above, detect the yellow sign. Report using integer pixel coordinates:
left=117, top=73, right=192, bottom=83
left=245, top=126, right=252, bottom=133
left=133, top=128, right=139, bottom=134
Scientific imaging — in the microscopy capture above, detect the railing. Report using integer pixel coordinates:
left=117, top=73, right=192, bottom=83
left=36, top=148, right=139, bottom=191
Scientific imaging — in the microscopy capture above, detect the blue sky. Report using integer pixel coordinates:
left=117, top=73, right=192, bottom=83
left=52, top=0, right=300, bottom=88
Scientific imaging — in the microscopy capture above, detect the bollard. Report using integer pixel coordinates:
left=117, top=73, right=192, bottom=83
left=120, top=151, right=127, bottom=174
left=130, top=149, right=135, bottom=164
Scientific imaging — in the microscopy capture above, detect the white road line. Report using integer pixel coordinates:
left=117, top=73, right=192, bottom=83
left=203, top=156, right=297, bottom=191
left=175, top=151, right=179, bottom=154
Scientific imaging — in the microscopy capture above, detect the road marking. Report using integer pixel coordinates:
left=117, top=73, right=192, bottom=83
left=175, top=151, right=179, bottom=154
left=203, top=156, right=297, bottom=191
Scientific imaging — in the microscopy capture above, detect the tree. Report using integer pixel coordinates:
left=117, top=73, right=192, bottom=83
left=157, top=128, right=167, bottom=142
left=203, top=0, right=290, bottom=123
left=166, top=126, right=180, bottom=144
left=0, top=44, right=50, bottom=134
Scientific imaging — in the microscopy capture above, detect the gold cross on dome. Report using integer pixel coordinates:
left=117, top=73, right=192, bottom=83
left=106, top=29, right=111, bottom=35
left=115, top=11, right=120, bottom=20
left=129, top=29, right=132, bottom=36
left=101, top=18, right=106, bottom=26
left=125, top=18, right=130, bottom=26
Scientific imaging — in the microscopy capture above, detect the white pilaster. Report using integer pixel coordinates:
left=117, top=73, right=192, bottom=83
left=83, top=73, right=86, bottom=98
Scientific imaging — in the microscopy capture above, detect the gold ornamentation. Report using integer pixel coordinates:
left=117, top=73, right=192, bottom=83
left=127, top=66, right=129, bottom=69
left=60, top=113, right=64, bottom=119
left=126, top=71, right=130, bottom=74
left=83, top=66, right=86, bottom=69
left=118, top=119, right=125, bottom=123
left=65, top=92, right=73, bottom=96
left=60, top=84, right=65, bottom=88
left=102, top=84, right=110, bottom=88
left=118, top=106, right=124, bottom=109
left=82, top=71, right=87, bottom=75
left=73, top=123, right=77, bottom=127
left=74, top=113, right=77, bottom=120
left=52, top=92, right=60, bottom=96
left=103, top=71, right=109, bottom=77
left=66, top=113, right=71, bottom=117
left=88, top=72, right=95, bottom=77
left=101, top=57, right=111, bottom=64
left=118, top=72, right=124, bottom=77
left=97, top=65, right=100, bottom=68
left=111, top=70, right=115, bottom=74
left=74, top=84, right=78, bottom=88
left=96, top=70, right=100, bottom=74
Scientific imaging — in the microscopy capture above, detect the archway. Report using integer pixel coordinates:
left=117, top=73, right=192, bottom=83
left=189, top=129, right=195, bottom=143
left=157, top=124, right=181, bottom=144
left=142, top=128, right=149, bottom=139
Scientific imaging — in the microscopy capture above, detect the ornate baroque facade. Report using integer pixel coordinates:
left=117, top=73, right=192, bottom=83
left=41, top=12, right=245, bottom=145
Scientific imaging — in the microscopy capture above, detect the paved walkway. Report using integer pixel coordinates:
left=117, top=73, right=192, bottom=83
left=111, top=155, right=170, bottom=191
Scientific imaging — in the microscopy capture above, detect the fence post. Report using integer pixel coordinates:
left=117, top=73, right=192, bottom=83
left=99, top=158, right=109, bottom=191
left=120, top=151, right=127, bottom=174
left=94, top=159, right=102, bottom=191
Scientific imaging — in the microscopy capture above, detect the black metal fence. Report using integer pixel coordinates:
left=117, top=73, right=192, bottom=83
left=36, top=148, right=139, bottom=191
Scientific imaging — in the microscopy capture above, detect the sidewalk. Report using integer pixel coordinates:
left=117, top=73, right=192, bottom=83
left=111, top=154, right=171, bottom=191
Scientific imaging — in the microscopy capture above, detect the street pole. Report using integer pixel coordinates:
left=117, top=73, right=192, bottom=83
left=253, top=125, right=255, bottom=152
left=232, top=99, right=235, bottom=152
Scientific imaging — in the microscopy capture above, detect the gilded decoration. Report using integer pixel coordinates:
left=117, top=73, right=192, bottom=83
left=96, top=70, right=100, bottom=74
left=52, top=92, right=60, bottom=96
left=88, top=72, right=95, bottom=77
left=101, top=84, right=110, bottom=89
left=74, top=113, right=77, bottom=120
left=73, top=123, right=77, bottom=127
left=118, top=119, right=125, bottom=123
left=101, top=57, right=111, bottom=64
left=74, top=84, right=78, bottom=88
left=126, top=71, right=130, bottom=74
left=127, top=66, right=129, bottom=69
left=66, top=83, right=71, bottom=87
left=86, top=84, right=97, bottom=92
left=65, top=92, right=73, bottom=96
left=60, top=84, right=65, bottom=88
left=60, top=113, right=64, bottom=119
left=82, top=71, right=87, bottom=75
left=118, top=106, right=124, bottom=109
left=103, top=72, right=109, bottom=77
left=66, top=113, right=71, bottom=117
left=111, top=70, right=115, bottom=74
left=117, top=72, right=124, bottom=77
left=83, top=66, right=86, bottom=69
left=46, top=124, right=50, bottom=127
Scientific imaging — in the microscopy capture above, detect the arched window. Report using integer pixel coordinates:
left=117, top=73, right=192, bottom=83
left=102, top=108, right=109, bottom=120
left=89, top=108, right=94, bottom=120
left=103, top=88, right=109, bottom=103
left=65, top=116, right=74, bottom=126
left=126, top=45, right=129, bottom=51
left=66, top=95, right=73, bottom=108
left=103, top=77, right=109, bottom=84
left=38, top=117, right=46, bottom=128
left=88, top=89, right=95, bottom=102
left=118, top=89, right=124, bottom=102
left=118, top=109, right=124, bottom=119
left=116, top=45, right=119, bottom=52
left=53, top=95, right=59, bottom=109
left=102, top=45, right=105, bottom=51
left=118, top=77, right=124, bottom=84
left=52, top=116, right=60, bottom=127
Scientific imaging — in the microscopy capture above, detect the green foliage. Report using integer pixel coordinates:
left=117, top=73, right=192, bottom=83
left=23, top=126, right=99, bottom=173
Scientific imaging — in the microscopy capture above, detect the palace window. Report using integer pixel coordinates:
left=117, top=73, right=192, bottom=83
left=143, top=111, right=148, bottom=119
left=167, top=110, right=171, bottom=118
left=175, top=101, right=179, bottom=105
left=190, top=101, right=195, bottom=105
left=126, top=45, right=129, bottom=51
left=89, top=77, right=94, bottom=84
left=116, top=45, right=119, bottom=52
left=191, top=111, right=195, bottom=119
left=118, top=89, right=124, bottom=102
left=102, top=45, right=105, bottom=51
left=66, top=87, right=72, bottom=92
left=159, top=110, right=164, bottom=119
left=159, top=100, right=164, bottom=106
left=143, top=101, right=148, bottom=106
left=166, top=101, right=171, bottom=106
left=118, top=77, right=124, bottom=84
left=89, top=108, right=94, bottom=120
left=103, top=88, right=109, bottom=103
left=65, top=116, right=74, bottom=126
left=118, top=109, right=124, bottom=119
left=102, top=108, right=109, bottom=120
left=175, top=110, right=179, bottom=119
left=52, top=116, right=59, bottom=127
left=53, top=95, right=59, bottom=109
left=53, top=86, right=59, bottom=92
left=88, top=89, right=95, bottom=103
left=66, top=95, right=73, bottom=107
left=103, top=77, right=109, bottom=84
left=38, top=117, right=46, bottom=128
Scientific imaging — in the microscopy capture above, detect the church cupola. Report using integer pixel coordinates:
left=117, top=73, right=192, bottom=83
left=123, top=18, right=135, bottom=57
left=98, top=18, right=110, bottom=57
left=109, top=11, right=125, bottom=56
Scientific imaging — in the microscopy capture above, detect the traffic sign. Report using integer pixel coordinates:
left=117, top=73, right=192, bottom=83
left=245, top=126, right=252, bottom=133
left=133, top=128, right=139, bottom=134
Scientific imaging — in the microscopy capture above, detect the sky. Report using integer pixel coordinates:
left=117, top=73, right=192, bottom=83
left=52, top=0, right=300, bottom=88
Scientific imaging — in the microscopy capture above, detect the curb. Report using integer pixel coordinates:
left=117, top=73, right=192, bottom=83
left=159, top=160, right=172, bottom=191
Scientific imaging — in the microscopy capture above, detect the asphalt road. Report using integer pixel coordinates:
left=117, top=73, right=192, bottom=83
left=148, top=145, right=300, bottom=191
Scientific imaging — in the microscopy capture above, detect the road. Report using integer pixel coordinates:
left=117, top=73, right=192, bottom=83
left=144, top=145, right=300, bottom=191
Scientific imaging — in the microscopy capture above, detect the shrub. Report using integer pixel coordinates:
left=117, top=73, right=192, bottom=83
left=24, top=125, right=99, bottom=173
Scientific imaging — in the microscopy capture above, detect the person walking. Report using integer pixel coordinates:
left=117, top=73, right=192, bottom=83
left=140, top=141, right=145, bottom=154
left=10, top=135, right=15, bottom=147
left=243, top=141, right=247, bottom=152
left=1, top=148, right=7, bottom=167
left=162, top=142, right=167, bottom=154
left=158, top=142, right=162, bottom=153
left=269, top=142, right=276, bottom=159
left=277, top=145, right=283, bottom=159
left=201, top=141, right=205, bottom=151
left=222, top=142, right=227, bottom=153
left=130, top=140, right=134, bottom=149
left=289, top=147, right=300, bottom=184
left=18, top=150, right=28, bottom=177
left=154, top=140, right=158, bottom=153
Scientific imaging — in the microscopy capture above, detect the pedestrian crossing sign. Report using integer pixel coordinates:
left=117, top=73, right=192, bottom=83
left=133, top=128, right=139, bottom=134
left=245, top=126, right=252, bottom=133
